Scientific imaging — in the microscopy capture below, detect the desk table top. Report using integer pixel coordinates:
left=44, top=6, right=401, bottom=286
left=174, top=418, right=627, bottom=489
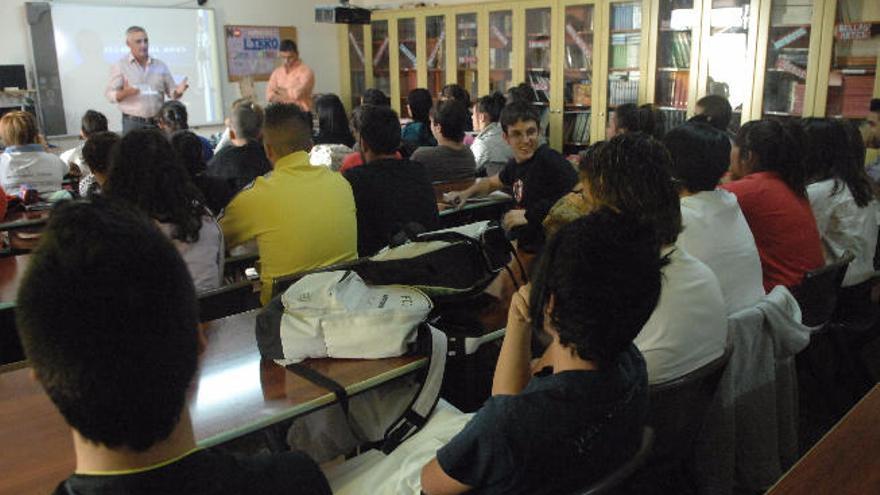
left=767, top=384, right=880, bottom=494
left=0, top=309, right=426, bottom=495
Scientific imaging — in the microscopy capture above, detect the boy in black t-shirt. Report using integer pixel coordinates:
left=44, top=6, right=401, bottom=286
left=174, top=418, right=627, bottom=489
left=420, top=210, right=663, bottom=495
left=15, top=199, right=330, bottom=495
left=445, top=101, right=577, bottom=252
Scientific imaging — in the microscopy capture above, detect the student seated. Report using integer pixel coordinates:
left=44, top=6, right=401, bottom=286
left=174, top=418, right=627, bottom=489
left=310, top=94, right=355, bottom=171
left=313, top=94, right=355, bottom=148
left=105, top=129, right=224, bottom=292
left=440, top=83, right=474, bottom=133
left=157, top=100, right=214, bottom=161
left=579, top=132, right=727, bottom=384
left=445, top=101, right=577, bottom=252
left=212, top=97, right=257, bottom=154
left=721, top=120, right=823, bottom=292
left=340, top=105, right=403, bottom=173
left=411, top=101, right=477, bottom=183
left=60, top=109, right=108, bottom=178
left=207, top=101, right=272, bottom=192
left=78, top=131, right=119, bottom=198
left=16, top=199, right=331, bottom=495
left=419, top=210, right=659, bottom=494
left=171, top=130, right=234, bottom=215
left=802, top=118, right=877, bottom=288
left=664, top=121, right=764, bottom=314
left=470, top=92, right=513, bottom=177
left=220, top=103, right=357, bottom=304
left=401, top=88, right=438, bottom=150
left=344, top=105, right=438, bottom=256
left=691, top=94, right=733, bottom=134
left=0, top=110, right=67, bottom=195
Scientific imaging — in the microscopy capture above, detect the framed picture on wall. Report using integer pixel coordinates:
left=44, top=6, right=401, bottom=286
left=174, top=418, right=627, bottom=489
left=225, top=25, right=298, bottom=82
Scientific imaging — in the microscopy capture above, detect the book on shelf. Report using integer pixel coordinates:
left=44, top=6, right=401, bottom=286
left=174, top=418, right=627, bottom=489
left=664, top=31, right=691, bottom=68
left=608, top=74, right=639, bottom=106
left=612, top=3, right=642, bottom=31
left=527, top=72, right=550, bottom=103
left=656, top=71, right=689, bottom=109
left=564, top=111, right=591, bottom=145
left=658, top=108, right=687, bottom=136
left=611, top=33, right=640, bottom=69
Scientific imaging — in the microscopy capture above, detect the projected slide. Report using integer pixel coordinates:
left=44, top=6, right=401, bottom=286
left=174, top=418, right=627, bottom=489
left=51, top=4, right=223, bottom=133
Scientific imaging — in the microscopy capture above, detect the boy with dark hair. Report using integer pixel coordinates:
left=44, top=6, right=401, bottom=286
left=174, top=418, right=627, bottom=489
left=692, top=94, right=733, bottom=133
left=445, top=101, right=577, bottom=251
left=78, top=131, right=119, bottom=197
left=411, top=101, right=476, bottom=182
left=16, top=199, right=331, bottom=495
left=361, top=88, right=391, bottom=107
left=605, top=103, right=640, bottom=137
left=267, top=38, right=315, bottom=111
left=61, top=109, right=109, bottom=177
left=663, top=121, right=764, bottom=314
left=419, top=209, right=659, bottom=494
left=344, top=104, right=438, bottom=256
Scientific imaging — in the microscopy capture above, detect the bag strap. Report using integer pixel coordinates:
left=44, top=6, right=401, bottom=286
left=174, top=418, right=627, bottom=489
left=285, top=363, right=350, bottom=416
left=380, top=322, right=447, bottom=453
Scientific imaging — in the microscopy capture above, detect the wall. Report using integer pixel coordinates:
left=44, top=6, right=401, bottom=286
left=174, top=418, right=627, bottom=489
left=0, top=0, right=342, bottom=130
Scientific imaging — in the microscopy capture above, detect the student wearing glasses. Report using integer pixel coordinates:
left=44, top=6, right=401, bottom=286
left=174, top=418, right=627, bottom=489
left=443, top=101, right=577, bottom=252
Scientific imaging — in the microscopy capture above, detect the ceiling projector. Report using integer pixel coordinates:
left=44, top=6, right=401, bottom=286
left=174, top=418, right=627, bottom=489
left=315, top=1, right=371, bottom=25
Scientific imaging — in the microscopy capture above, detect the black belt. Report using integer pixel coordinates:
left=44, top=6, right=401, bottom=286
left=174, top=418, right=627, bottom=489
left=122, top=114, right=157, bottom=123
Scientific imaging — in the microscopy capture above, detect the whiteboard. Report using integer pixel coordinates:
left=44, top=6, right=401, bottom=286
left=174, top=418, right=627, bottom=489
left=50, top=4, right=224, bottom=133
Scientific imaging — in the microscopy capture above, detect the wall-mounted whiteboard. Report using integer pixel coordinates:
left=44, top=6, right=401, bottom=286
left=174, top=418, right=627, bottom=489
left=50, top=3, right=224, bottom=133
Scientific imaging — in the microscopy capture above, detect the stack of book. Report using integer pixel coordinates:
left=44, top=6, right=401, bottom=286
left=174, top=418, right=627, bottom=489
left=564, top=112, right=591, bottom=145
left=841, top=75, right=874, bottom=118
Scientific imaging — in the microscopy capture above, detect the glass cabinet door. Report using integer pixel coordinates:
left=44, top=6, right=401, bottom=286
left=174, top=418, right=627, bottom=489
left=607, top=1, right=643, bottom=129
left=760, top=0, right=816, bottom=119
left=398, top=18, right=418, bottom=117
left=456, top=13, right=479, bottom=99
left=371, top=20, right=391, bottom=98
left=526, top=7, right=553, bottom=140
left=654, top=0, right=697, bottom=134
left=704, top=0, right=753, bottom=131
left=489, top=10, right=514, bottom=94
left=823, top=0, right=879, bottom=122
left=347, top=25, right=366, bottom=110
left=563, top=4, right=595, bottom=152
left=426, top=15, right=447, bottom=99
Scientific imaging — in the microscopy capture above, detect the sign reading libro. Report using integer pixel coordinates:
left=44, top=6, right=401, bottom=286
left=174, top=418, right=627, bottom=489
left=225, top=25, right=298, bottom=82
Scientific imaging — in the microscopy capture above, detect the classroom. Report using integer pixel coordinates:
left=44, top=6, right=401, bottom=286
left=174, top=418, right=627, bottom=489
left=1, top=0, right=879, bottom=494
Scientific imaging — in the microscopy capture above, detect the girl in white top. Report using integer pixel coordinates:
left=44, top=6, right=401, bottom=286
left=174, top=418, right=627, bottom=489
left=580, top=133, right=728, bottom=384
left=470, top=92, right=513, bottom=177
left=105, top=129, right=224, bottom=292
left=0, top=111, right=67, bottom=195
left=664, top=121, right=765, bottom=314
left=802, top=118, right=878, bottom=288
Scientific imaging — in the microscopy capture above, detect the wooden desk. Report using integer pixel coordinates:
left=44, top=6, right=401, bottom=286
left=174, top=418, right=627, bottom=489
left=767, top=384, right=880, bottom=495
left=0, top=310, right=427, bottom=495
left=437, top=194, right=513, bottom=229
left=0, top=210, right=49, bottom=232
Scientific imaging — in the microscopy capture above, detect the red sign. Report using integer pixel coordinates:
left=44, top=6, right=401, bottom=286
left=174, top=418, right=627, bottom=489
left=835, top=23, right=871, bottom=41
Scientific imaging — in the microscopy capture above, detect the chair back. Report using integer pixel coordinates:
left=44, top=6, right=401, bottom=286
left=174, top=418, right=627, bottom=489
left=197, top=280, right=261, bottom=323
left=647, top=346, right=732, bottom=465
left=574, top=427, right=654, bottom=495
left=432, top=178, right=476, bottom=202
left=790, top=253, right=854, bottom=328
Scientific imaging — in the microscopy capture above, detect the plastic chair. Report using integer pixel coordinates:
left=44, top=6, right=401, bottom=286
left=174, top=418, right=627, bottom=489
left=570, top=427, right=654, bottom=495
left=630, top=347, right=732, bottom=493
left=789, top=253, right=854, bottom=329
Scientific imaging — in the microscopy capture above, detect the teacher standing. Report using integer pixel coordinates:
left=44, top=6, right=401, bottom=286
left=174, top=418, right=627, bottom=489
left=266, top=40, right=315, bottom=112
left=105, top=26, right=189, bottom=134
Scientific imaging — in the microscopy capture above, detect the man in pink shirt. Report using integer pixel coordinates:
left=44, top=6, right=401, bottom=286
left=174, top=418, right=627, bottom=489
left=266, top=40, right=315, bottom=112
left=105, top=26, right=189, bottom=134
